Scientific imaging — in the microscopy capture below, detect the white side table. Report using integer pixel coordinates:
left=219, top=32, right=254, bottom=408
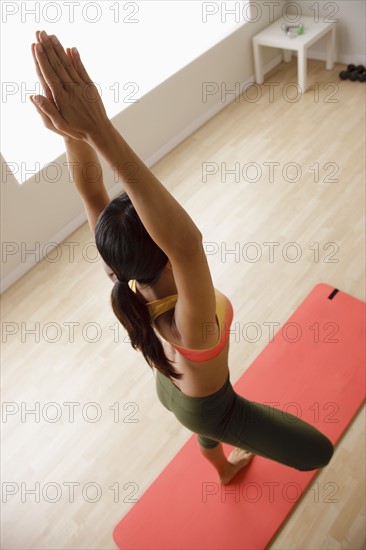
left=252, top=16, right=337, bottom=92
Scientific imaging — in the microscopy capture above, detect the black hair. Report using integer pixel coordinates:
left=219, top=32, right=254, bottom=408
left=95, top=191, right=182, bottom=380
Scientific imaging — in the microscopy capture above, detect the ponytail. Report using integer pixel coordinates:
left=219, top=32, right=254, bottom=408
left=111, top=279, right=183, bottom=380
left=95, top=191, right=183, bottom=381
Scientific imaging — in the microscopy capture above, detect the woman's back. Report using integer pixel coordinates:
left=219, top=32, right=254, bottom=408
left=130, top=279, right=234, bottom=397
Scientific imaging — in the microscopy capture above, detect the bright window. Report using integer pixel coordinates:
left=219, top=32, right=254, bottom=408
left=1, top=1, right=251, bottom=184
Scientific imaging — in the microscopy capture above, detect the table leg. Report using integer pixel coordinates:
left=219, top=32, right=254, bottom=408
left=253, top=42, right=264, bottom=84
left=298, top=48, right=307, bottom=93
left=283, top=49, right=292, bottom=63
left=326, top=26, right=336, bottom=70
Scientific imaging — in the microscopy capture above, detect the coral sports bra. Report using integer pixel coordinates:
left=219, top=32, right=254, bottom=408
left=128, top=279, right=234, bottom=362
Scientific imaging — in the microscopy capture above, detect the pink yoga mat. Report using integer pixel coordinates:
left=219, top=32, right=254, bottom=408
left=113, top=283, right=365, bottom=550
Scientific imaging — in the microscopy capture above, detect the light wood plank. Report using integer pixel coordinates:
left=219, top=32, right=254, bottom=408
left=2, top=59, right=365, bottom=549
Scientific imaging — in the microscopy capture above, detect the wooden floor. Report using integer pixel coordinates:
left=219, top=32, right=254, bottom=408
left=2, top=59, right=365, bottom=549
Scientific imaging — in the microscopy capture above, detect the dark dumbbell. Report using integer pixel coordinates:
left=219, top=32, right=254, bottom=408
left=339, top=64, right=366, bottom=81
left=339, top=69, right=355, bottom=80
left=356, top=71, right=366, bottom=82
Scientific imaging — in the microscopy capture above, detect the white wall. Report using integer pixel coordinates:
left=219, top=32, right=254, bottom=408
left=287, top=0, right=366, bottom=65
left=2, top=0, right=365, bottom=293
left=1, top=1, right=286, bottom=293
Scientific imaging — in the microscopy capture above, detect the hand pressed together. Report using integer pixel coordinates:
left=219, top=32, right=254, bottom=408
left=30, top=30, right=111, bottom=144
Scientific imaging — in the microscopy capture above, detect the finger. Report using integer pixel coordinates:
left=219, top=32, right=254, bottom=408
left=34, top=30, right=59, bottom=102
left=34, top=40, right=64, bottom=102
left=30, top=95, right=60, bottom=133
left=66, top=48, right=76, bottom=71
left=31, top=42, right=54, bottom=103
left=31, top=94, right=67, bottom=129
left=69, top=46, right=94, bottom=85
left=40, top=31, right=80, bottom=88
left=47, top=34, right=84, bottom=85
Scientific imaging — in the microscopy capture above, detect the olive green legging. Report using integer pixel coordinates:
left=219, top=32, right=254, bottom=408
left=155, top=370, right=334, bottom=471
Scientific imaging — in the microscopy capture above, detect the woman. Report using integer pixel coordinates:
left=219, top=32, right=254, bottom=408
left=30, top=30, right=334, bottom=485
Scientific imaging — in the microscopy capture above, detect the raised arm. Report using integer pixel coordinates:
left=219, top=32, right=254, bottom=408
left=64, top=137, right=115, bottom=280
left=64, top=137, right=110, bottom=232
left=30, top=34, right=112, bottom=278
left=31, top=31, right=201, bottom=259
left=31, top=31, right=218, bottom=349
left=88, top=123, right=219, bottom=350
left=89, top=124, right=202, bottom=258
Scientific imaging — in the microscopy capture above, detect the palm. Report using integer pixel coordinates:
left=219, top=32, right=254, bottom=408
left=31, top=37, right=82, bottom=141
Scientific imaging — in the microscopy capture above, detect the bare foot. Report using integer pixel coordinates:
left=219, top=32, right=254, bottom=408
left=219, top=448, right=254, bottom=484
